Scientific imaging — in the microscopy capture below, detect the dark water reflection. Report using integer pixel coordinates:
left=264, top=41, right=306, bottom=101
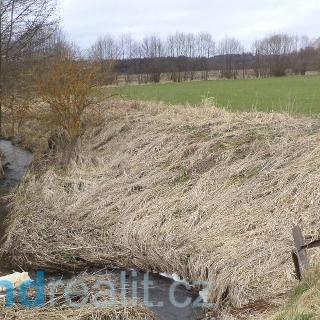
left=0, top=140, right=32, bottom=189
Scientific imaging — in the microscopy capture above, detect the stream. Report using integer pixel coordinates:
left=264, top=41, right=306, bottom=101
left=0, top=140, right=33, bottom=189
left=0, top=139, right=204, bottom=320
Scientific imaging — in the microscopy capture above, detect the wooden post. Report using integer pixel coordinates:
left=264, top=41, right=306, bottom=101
left=292, top=226, right=309, bottom=280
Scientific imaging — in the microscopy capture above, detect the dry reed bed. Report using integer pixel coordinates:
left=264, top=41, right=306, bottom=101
left=0, top=307, right=155, bottom=320
left=1, top=297, right=155, bottom=320
left=2, top=100, right=320, bottom=310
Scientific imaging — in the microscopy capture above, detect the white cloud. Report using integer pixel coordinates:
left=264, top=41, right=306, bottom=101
left=58, top=0, right=320, bottom=49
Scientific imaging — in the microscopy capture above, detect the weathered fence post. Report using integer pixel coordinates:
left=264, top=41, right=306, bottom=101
left=292, top=225, right=309, bottom=280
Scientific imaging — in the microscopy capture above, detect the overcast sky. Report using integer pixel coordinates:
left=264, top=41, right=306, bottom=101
left=58, top=0, right=320, bottom=50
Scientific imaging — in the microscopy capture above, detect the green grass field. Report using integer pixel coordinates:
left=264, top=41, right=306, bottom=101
left=106, top=75, right=320, bottom=115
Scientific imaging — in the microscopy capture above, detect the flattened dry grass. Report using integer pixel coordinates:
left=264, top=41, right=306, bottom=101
left=2, top=100, right=320, bottom=311
left=1, top=304, right=155, bottom=320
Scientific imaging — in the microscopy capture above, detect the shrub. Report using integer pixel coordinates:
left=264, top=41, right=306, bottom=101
left=37, top=57, right=98, bottom=167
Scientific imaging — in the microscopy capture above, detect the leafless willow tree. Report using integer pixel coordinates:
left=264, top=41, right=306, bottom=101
left=197, top=32, right=215, bottom=80
left=141, top=35, right=163, bottom=82
left=164, top=32, right=215, bottom=81
left=218, top=37, right=243, bottom=79
left=90, top=35, right=120, bottom=60
left=312, top=38, right=320, bottom=70
left=290, top=36, right=311, bottom=75
left=166, top=32, right=186, bottom=82
left=0, top=0, right=57, bottom=135
left=89, top=35, right=119, bottom=84
left=253, top=34, right=297, bottom=77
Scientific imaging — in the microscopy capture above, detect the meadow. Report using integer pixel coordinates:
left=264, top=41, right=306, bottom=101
left=109, top=75, right=320, bottom=115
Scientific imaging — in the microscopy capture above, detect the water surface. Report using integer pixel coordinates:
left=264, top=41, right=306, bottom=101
left=0, top=140, right=32, bottom=189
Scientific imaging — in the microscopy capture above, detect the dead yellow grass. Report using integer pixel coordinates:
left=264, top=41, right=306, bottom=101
left=1, top=307, right=155, bottom=320
left=2, top=99, right=320, bottom=312
left=1, top=301, right=155, bottom=320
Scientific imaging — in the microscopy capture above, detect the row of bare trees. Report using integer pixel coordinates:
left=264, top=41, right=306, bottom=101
left=252, top=34, right=314, bottom=77
left=90, top=32, right=216, bottom=60
left=89, top=32, right=217, bottom=83
left=89, top=32, right=320, bottom=83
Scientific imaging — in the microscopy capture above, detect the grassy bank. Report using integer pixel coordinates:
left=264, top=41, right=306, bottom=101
left=105, top=75, right=320, bottom=114
left=2, top=100, right=320, bottom=318
left=267, top=267, right=320, bottom=320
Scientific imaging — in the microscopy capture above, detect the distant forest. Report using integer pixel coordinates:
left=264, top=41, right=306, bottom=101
left=88, top=33, right=320, bottom=83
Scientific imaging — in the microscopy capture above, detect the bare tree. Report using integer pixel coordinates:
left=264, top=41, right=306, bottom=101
left=197, top=32, right=215, bottom=58
left=290, top=36, right=311, bottom=75
left=36, top=53, right=98, bottom=167
left=254, top=34, right=296, bottom=77
left=90, top=35, right=119, bottom=84
left=0, top=0, right=57, bottom=135
left=197, top=32, right=215, bottom=80
left=252, top=39, right=270, bottom=78
left=184, top=33, right=196, bottom=80
left=218, top=37, right=242, bottom=79
left=141, top=35, right=163, bottom=82
left=166, top=32, right=186, bottom=82
left=90, top=35, right=119, bottom=60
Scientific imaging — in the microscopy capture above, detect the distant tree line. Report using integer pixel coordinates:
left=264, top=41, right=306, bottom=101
left=89, top=33, right=320, bottom=84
